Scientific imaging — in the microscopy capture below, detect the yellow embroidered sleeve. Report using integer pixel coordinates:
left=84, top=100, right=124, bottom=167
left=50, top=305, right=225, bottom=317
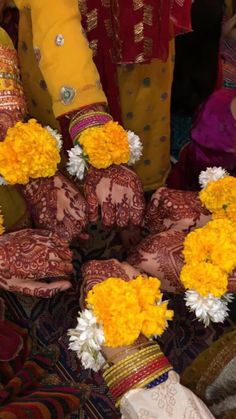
left=14, top=0, right=107, bottom=117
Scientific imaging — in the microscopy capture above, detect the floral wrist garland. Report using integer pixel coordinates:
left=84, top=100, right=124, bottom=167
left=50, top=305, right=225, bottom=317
left=67, top=121, right=143, bottom=180
left=180, top=167, right=236, bottom=326
left=68, top=276, right=173, bottom=371
left=0, top=119, right=62, bottom=185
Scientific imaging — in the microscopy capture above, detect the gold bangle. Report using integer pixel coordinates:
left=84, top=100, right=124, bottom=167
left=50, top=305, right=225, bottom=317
left=105, top=341, right=157, bottom=366
left=103, top=345, right=160, bottom=380
left=104, top=345, right=161, bottom=380
left=105, top=353, right=163, bottom=387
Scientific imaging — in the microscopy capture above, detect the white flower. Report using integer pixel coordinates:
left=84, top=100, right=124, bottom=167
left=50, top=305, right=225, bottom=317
left=45, top=126, right=62, bottom=150
left=185, top=290, right=229, bottom=327
left=127, top=130, right=143, bottom=165
left=68, top=309, right=105, bottom=371
left=222, top=293, right=234, bottom=303
left=0, top=176, right=7, bottom=185
left=80, top=350, right=105, bottom=372
left=67, top=145, right=86, bottom=180
left=199, top=167, right=229, bottom=189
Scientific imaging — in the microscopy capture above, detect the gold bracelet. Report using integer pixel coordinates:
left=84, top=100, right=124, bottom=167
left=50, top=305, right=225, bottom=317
left=105, top=353, right=163, bottom=387
left=105, top=341, right=157, bottom=366
left=103, top=345, right=160, bottom=380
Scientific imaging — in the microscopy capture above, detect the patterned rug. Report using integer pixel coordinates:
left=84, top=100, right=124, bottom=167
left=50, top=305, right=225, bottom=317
left=2, top=223, right=235, bottom=418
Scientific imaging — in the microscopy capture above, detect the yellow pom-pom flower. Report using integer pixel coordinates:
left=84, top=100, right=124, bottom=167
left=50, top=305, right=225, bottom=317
left=180, top=262, right=228, bottom=297
left=86, top=276, right=172, bottom=347
left=141, top=303, right=174, bottom=337
left=199, top=176, right=236, bottom=213
left=0, top=119, right=61, bottom=185
left=79, top=121, right=130, bottom=169
left=183, top=220, right=236, bottom=274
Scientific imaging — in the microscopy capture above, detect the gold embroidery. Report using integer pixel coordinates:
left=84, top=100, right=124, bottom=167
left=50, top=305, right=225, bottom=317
left=89, top=39, right=98, bottom=56
left=105, top=19, right=113, bottom=38
left=86, top=8, right=98, bottom=32
left=134, top=22, right=144, bottom=43
left=143, top=4, right=153, bottom=26
left=133, top=0, right=144, bottom=11
left=134, top=53, right=145, bottom=63
left=144, top=37, right=153, bottom=56
left=78, top=0, right=88, bottom=16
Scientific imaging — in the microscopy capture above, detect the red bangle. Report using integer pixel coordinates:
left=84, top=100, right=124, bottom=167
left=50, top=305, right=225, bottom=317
left=110, top=356, right=170, bottom=400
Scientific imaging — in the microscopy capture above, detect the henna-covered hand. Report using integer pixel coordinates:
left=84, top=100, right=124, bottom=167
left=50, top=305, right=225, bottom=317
left=145, top=187, right=211, bottom=234
left=127, top=230, right=186, bottom=293
left=20, top=173, right=88, bottom=241
left=0, top=229, right=73, bottom=297
left=80, top=259, right=140, bottom=307
left=84, top=165, right=145, bottom=228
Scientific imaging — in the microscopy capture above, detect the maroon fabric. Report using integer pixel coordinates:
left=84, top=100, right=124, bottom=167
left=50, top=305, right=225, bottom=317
left=168, top=88, right=236, bottom=190
left=80, top=0, right=192, bottom=122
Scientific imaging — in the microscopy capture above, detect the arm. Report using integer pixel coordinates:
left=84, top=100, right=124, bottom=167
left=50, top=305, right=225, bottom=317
left=15, top=0, right=145, bottom=228
left=15, top=0, right=107, bottom=118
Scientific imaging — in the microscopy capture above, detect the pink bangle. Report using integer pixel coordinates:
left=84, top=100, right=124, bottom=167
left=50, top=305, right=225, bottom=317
left=110, top=356, right=170, bottom=400
left=69, top=111, right=113, bottom=144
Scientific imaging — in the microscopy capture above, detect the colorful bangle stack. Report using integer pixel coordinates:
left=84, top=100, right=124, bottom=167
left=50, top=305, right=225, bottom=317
left=69, top=109, right=113, bottom=144
left=103, top=342, right=172, bottom=406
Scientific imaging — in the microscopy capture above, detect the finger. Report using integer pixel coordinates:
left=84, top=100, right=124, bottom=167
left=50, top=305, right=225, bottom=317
left=101, top=200, right=116, bottom=228
left=50, top=246, right=73, bottom=262
left=116, top=199, right=130, bottom=228
left=17, top=280, right=72, bottom=298
left=84, top=178, right=99, bottom=223
left=46, top=260, right=73, bottom=277
left=228, top=270, right=236, bottom=292
left=130, top=193, right=145, bottom=226
left=120, top=262, right=141, bottom=279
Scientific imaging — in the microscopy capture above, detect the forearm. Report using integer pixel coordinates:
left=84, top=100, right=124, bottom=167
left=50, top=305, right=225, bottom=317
left=15, top=0, right=107, bottom=119
left=102, top=341, right=214, bottom=419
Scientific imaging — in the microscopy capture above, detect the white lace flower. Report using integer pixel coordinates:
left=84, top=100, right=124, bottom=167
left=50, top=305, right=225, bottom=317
left=0, top=176, right=7, bottom=185
left=45, top=126, right=62, bottom=150
left=67, top=145, right=86, bottom=180
left=68, top=309, right=105, bottom=371
left=127, top=130, right=143, bottom=165
left=199, top=167, right=229, bottom=189
left=185, top=290, right=229, bottom=327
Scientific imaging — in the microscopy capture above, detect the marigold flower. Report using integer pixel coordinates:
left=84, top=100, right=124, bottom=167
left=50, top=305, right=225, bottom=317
left=0, top=119, right=60, bottom=185
left=79, top=121, right=130, bottom=169
left=199, top=176, right=236, bottom=213
left=180, top=262, right=228, bottom=298
left=86, top=276, right=172, bottom=347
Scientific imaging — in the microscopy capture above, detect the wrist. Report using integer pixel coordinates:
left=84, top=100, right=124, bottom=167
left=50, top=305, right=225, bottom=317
left=69, top=104, right=111, bottom=145
left=102, top=342, right=172, bottom=406
left=70, top=110, right=113, bottom=145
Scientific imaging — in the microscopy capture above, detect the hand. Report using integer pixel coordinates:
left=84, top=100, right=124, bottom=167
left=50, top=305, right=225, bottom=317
left=80, top=259, right=140, bottom=307
left=127, top=230, right=186, bottom=293
left=20, top=173, right=88, bottom=241
left=84, top=165, right=145, bottom=228
left=0, top=229, right=73, bottom=297
left=228, top=269, right=236, bottom=292
left=145, top=187, right=211, bottom=233
left=222, top=14, right=236, bottom=39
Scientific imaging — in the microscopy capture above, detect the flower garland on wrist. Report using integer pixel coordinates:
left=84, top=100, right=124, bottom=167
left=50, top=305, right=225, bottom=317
left=180, top=167, right=236, bottom=326
left=68, top=275, right=173, bottom=371
left=0, top=119, right=62, bottom=185
left=67, top=110, right=143, bottom=180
